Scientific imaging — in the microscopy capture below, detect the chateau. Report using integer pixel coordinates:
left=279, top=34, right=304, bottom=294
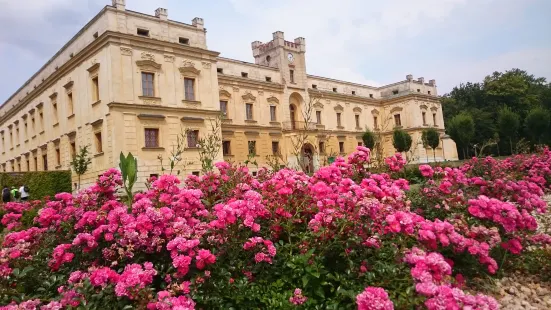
left=0, top=0, right=457, bottom=190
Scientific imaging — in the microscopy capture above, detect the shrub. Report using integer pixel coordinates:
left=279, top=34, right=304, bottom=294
left=0, top=171, right=71, bottom=200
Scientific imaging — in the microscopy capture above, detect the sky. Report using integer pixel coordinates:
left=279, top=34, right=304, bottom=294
left=0, top=0, right=550, bottom=103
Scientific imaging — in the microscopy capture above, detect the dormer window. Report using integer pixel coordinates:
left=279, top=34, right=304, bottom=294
left=352, top=91, right=356, bottom=95
left=417, top=89, right=421, bottom=92
left=369, top=94, right=373, bottom=98
left=241, top=72, right=248, bottom=78
left=217, top=68, right=223, bottom=74
left=179, top=37, right=190, bottom=45
left=265, top=76, right=272, bottom=82
left=392, top=90, right=399, bottom=95
left=333, top=87, right=337, bottom=92
left=137, top=28, right=149, bottom=37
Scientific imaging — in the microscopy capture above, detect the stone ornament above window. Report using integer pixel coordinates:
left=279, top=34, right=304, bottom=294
left=120, top=46, right=133, bottom=56
left=267, top=96, right=279, bottom=104
left=201, top=62, right=212, bottom=69
left=313, top=102, right=324, bottom=109
left=179, top=59, right=200, bottom=75
left=353, top=107, right=362, bottom=113
left=163, top=55, right=175, bottom=63
left=334, top=104, right=344, bottom=112
left=219, top=89, right=232, bottom=98
left=136, top=60, right=162, bottom=70
left=242, top=92, right=256, bottom=102
left=141, top=52, right=155, bottom=61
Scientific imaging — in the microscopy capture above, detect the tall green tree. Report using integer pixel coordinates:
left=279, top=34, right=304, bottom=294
left=447, top=112, right=475, bottom=159
left=362, top=129, right=376, bottom=150
left=392, top=129, right=412, bottom=160
left=497, top=107, right=520, bottom=155
left=70, top=145, right=92, bottom=190
left=424, top=128, right=440, bottom=162
left=525, top=107, right=551, bottom=145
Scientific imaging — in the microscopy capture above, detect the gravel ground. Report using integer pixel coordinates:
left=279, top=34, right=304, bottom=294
left=493, top=194, right=551, bottom=310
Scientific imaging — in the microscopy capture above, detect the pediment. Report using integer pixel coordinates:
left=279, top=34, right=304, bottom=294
left=334, top=104, right=344, bottom=112
left=219, top=89, right=232, bottom=98
left=390, top=106, right=403, bottom=113
left=313, top=102, right=324, bottom=109
left=353, top=107, right=362, bottom=113
left=136, top=60, right=162, bottom=70
left=242, top=92, right=256, bottom=102
left=179, top=66, right=200, bottom=75
left=267, top=96, right=279, bottom=104
left=371, top=109, right=380, bottom=115
left=419, top=104, right=428, bottom=110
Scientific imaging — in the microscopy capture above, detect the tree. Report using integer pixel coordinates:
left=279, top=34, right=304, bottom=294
left=362, top=129, right=375, bottom=150
left=392, top=129, right=412, bottom=158
left=197, top=116, right=222, bottom=173
left=424, top=128, right=440, bottom=162
left=447, top=112, right=475, bottom=159
left=525, top=107, right=551, bottom=145
left=70, top=145, right=92, bottom=190
left=421, top=130, right=430, bottom=163
left=497, top=107, right=520, bottom=155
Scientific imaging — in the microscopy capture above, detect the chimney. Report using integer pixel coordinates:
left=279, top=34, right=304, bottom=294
left=418, top=77, right=425, bottom=84
left=112, top=0, right=125, bottom=11
left=155, top=8, right=168, bottom=21
left=406, top=74, right=413, bottom=81
left=192, top=17, right=204, bottom=30
left=428, top=79, right=436, bottom=86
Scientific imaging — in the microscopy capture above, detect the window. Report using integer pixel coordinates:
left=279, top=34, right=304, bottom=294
left=270, top=106, right=277, bottom=121
left=252, top=171, right=257, bottom=177
left=187, top=130, right=199, bottom=148
left=92, top=77, right=99, bottom=102
left=141, top=72, right=154, bottom=97
left=333, top=87, right=337, bottom=92
left=271, top=141, right=280, bottom=155
left=222, top=141, right=231, bottom=156
left=67, top=92, right=74, bottom=115
left=336, top=113, right=342, bottom=127
left=352, top=91, right=356, bottom=95
left=339, top=142, right=345, bottom=153
left=312, top=84, right=317, bottom=89
left=179, top=37, right=190, bottom=45
left=24, top=121, right=28, bottom=137
left=31, top=117, right=35, bottom=133
left=290, top=70, right=294, bottom=83
left=417, top=89, right=421, bottom=92
left=56, top=149, right=61, bottom=166
left=137, top=28, right=149, bottom=36
left=316, top=111, right=322, bottom=124
left=39, top=112, right=44, bottom=131
left=95, top=132, right=103, bottom=153
left=43, top=154, right=48, bottom=171
left=265, top=76, right=272, bottom=82
left=248, top=141, right=256, bottom=156
left=241, top=72, right=248, bottom=78
left=246, top=103, right=253, bottom=120
left=192, top=171, right=200, bottom=176
left=422, top=112, right=427, bottom=125
left=184, top=78, right=195, bottom=101
left=318, top=142, right=325, bottom=154
left=34, top=157, right=38, bottom=171
left=145, top=128, right=160, bottom=148
left=217, top=68, right=223, bottom=74
left=220, top=101, right=228, bottom=118
left=373, top=116, right=378, bottom=129
left=369, top=94, right=374, bottom=98
left=394, top=114, right=402, bottom=126
left=358, top=142, right=363, bottom=146
left=53, top=102, right=58, bottom=123
left=93, top=32, right=98, bottom=39
left=149, top=174, right=159, bottom=179
left=355, top=115, right=360, bottom=128
left=433, top=113, right=437, bottom=125
left=428, top=91, right=432, bottom=95
left=392, top=90, right=399, bottom=95
left=70, top=142, right=76, bottom=158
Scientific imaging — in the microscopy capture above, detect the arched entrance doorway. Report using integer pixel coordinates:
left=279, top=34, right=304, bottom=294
left=289, top=104, right=297, bottom=130
left=301, top=143, right=315, bottom=174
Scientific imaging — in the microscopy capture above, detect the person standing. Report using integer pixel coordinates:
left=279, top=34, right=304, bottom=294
left=10, top=186, right=19, bottom=202
left=2, top=186, right=10, bottom=203
left=19, top=184, right=29, bottom=202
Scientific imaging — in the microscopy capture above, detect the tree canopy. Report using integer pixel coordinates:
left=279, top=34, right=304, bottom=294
left=392, top=129, right=412, bottom=154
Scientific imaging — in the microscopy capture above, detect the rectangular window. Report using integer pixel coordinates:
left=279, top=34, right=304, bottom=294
left=271, top=141, right=280, bottom=155
left=373, top=116, right=378, bottom=129
left=241, top=72, right=248, bottom=78
left=428, top=91, right=431, bottom=95
left=394, top=114, right=402, bottom=126
left=39, top=112, right=44, bottom=131
left=192, top=171, right=200, bottom=176
left=31, top=117, right=35, bottom=133
left=34, top=157, right=38, bottom=171
left=56, top=149, right=61, bottom=166
left=422, top=112, right=426, bottom=125
left=316, top=111, right=322, bottom=124
left=43, top=154, right=48, bottom=171
left=141, top=72, right=154, bottom=97
left=270, top=106, right=277, bottom=121
left=222, top=141, right=231, bottom=156
left=339, top=142, right=345, bottom=153
left=336, top=113, right=342, bottom=127
left=248, top=141, right=256, bottom=156
left=312, top=84, right=317, bottom=89
left=355, top=115, right=360, bottom=128
left=352, top=91, right=356, bottom=95
left=290, top=70, right=294, bottom=83
left=184, top=78, right=195, bottom=101
left=145, top=128, right=160, bottom=148
left=318, top=141, right=325, bottom=154
left=220, top=101, right=228, bottom=118
left=95, top=132, right=103, bottom=153
left=26, top=160, right=29, bottom=171
left=53, top=102, right=58, bottom=123
left=433, top=113, right=437, bottom=125
left=67, top=92, right=74, bottom=115
left=70, top=142, right=76, bottom=158
left=246, top=103, right=253, bottom=120
left=24, top=121, right=28, bottom=138
left=369, top=94, right=374, bottom=98
left=392, top=90, right=399, bottom=95
left=417, top=89, right=421, bottom=92
left=137, top=28, right=149, bottom=36
left=333, top=87, right=337, bottom=92
left=217, top=68, right=223, bottom=74
left=265, top=76, right=272, bottom=82
left=179, top=37, right=190, bottom=45
left=358, top=142, right=363, bottom=146
left=187, top=130, right=199, bottom=148
left=92, top=77, right=99, bottom=102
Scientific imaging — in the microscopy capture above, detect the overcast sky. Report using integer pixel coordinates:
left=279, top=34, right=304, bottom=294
left=1, top=0, right=550, bottom=103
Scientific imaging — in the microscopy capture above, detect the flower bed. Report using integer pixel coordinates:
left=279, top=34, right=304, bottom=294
left=1, top=147, right=550, bottom=309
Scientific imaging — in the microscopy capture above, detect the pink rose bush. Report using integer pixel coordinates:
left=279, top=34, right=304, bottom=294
left=0, top=147, right=550, bottom=309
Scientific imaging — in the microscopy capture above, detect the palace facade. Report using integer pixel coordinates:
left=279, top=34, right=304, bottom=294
left=0, top=0, right=457, bottom=190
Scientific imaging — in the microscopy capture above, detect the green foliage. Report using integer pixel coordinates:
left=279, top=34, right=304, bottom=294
left=497, top=107, right=520, bottom=154
left=198, top=117, right=223, bottom=173
left=362, top=129, right=376, bottom=150
left=447, top=112, right=475, bottom=159
left=119, top=152, right=138, bottom=203
left=392, top=129, right=412, bottom=153
left=70, top=145, right=92, bottom=189
left=525, top=107, right=551, bottom=145
left=0, top=171, right=71, bottom=200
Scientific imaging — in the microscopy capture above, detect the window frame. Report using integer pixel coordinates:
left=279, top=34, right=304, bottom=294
left=246, top=103, right=254, bottom=120
left=271, top=141, right=280, bottom=155
left=184, top=77, right=196, bottom=101
left=394, top=114, right=402, bottom=127
left=187, top=130, right=199, bottom=148
left=248, top=140, right=256, bottom=156
left=144, top=128, right=160, bottom=148
left=222, top=140, right=231, bottom=156
left=141, top=72, right=155, bottom=97
left=339, top=141, right=345, bottom=153
left=336, top=112, right=342, bottom=127
left=270, top=105, right=277, bottom=122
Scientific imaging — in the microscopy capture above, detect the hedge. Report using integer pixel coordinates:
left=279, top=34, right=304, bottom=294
left=0, top=171, right=72, bottom=200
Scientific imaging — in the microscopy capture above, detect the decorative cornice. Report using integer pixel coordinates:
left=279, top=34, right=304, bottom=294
left=107, top=102, right=221, bottom=116
left=179, top=66, right=200, bottom=75
left=181, top=116, right=204, bottom=123
left=242, top=92, right=256, bottom=102
left=353, top=107, right=362, bottom=113
left=137, top=114, right=166, bottom=120
left=49, top=92, right=58, bottom=99
left=164, top=55, right=175, bottom=63
left=218, top=75, right=284, bottom=92
left=136, top=59, right=162, bottom=70
left=201, top=62, right=212, bottom=69
left=390, top=106, right=403, bottom=113
left=219, top=89, right=232, bottom=98
left=90, top=119, right=103, bottom=127
left=266, top=96, right=279, bottom=104
left=141, top=51, right=155, bottom=61
left=87, top=62, right=100, bottom=73
left=334, top=104, right=344, bottom=112
left=371, top=109, right=380, bottom=115
left=120, top=46, right=133, bottom=56
left=313, top=102, right=324, bottom=109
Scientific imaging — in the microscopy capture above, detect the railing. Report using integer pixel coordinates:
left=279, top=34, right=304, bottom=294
left=282, top=121, right=318, bottom=131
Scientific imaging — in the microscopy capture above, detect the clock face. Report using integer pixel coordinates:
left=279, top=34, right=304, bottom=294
left=287, top=53, right=294, bottom=63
